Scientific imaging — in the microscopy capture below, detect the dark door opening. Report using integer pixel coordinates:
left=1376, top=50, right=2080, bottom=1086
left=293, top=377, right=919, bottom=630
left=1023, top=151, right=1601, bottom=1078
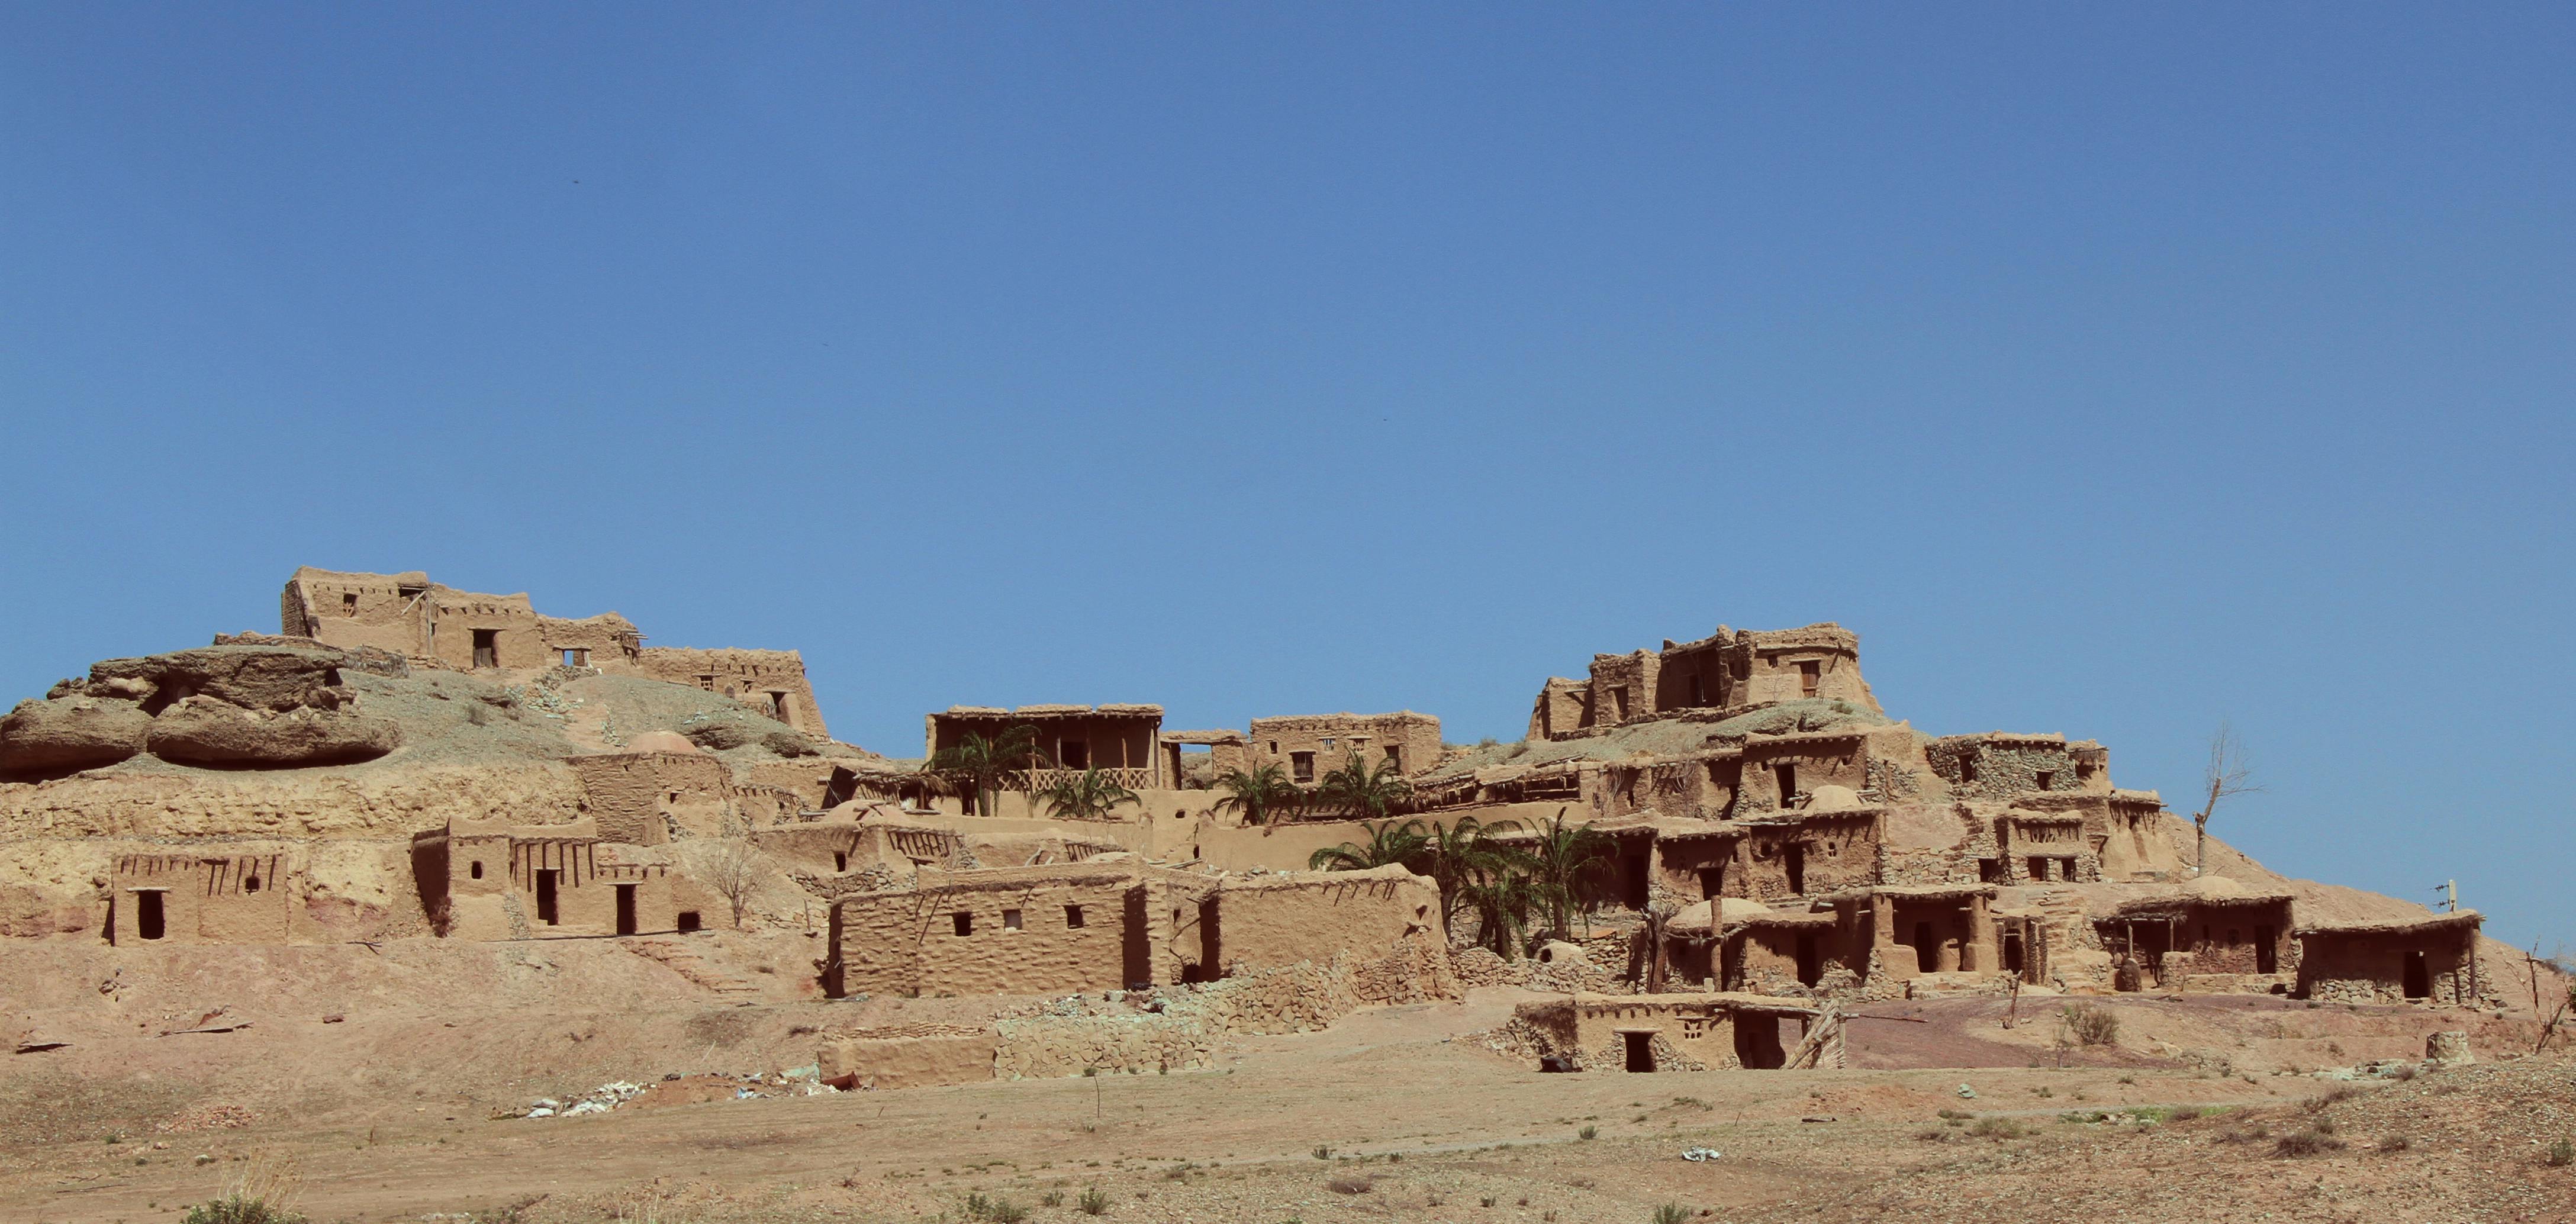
left=2403, top=951, right=2431, bottom=999
left=2002, top=931, right=2024, bottom=975
left=534, top=869, right=559, bottom=926
left=1774, top=763, right=1798, bottom=806
left=136, top=891, right=165, bottom=941
left=1622, top=1031, right=1655, bottom=1072
left=1733, top=1017, right=1788, bottom=1069
left=1783, top=843, right=1807, bottom=895
left=676, top=910, right=702, bottom=933
left=1912, top=921, right=1937, bottom=972
left=2255, top=925, right=2278, bottom=974
left=1698, top=866, right=1724, bottom=900
left=472, top=629, right=499, bottom=669
left=614, top=884, right=637, bottom=935
left=1058, top=739, right=1090, bottom=769
left=1623, top=846, right=1651, bottom=909
left=1793, top=933, right=1821, bottom=987
left=1198, top=896, right=1222, bottom=981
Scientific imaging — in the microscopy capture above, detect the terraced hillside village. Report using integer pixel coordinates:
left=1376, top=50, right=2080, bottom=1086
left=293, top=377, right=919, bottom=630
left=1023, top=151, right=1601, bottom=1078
left=2, top=566, right=2568, bottom=1224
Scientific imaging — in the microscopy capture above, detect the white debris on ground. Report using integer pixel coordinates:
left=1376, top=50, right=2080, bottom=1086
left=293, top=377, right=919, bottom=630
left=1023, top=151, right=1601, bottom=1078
left=517, top=1067, right=838, bottom=1119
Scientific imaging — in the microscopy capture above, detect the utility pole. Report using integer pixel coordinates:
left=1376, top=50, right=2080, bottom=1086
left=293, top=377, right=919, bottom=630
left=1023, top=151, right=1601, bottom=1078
left=2432, top=880, right=2457, bottom=913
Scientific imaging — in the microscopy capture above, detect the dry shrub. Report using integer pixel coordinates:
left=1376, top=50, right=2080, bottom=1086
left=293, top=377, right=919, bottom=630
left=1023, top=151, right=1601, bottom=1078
left=183, top=1152, right=305, bottom=1224
left=1969, top=1116, right=2027, bottom=1139
left=1325, top=1176, right=1373, bottom=1194
left=2060, top=1004, right=2120, bottom=1047
left=2378, top=1135, right=2411, bottom=1153
left=2274, top=1128, right=2347, bottom=1157
left=2547, top=1138, right=2575, bottom=1168
left=2306, top=1084, right=2365, bottom=1111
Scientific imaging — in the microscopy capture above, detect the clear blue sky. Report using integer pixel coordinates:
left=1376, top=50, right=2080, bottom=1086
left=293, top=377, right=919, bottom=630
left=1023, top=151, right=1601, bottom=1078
left=4, top=7, right=2569, bottom=949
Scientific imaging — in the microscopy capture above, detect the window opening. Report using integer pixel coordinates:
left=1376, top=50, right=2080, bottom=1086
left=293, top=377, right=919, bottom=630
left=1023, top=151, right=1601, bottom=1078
left=563, top=649, right=588, bottom=667
left=1064, top=904, right=1085, bottom=929
left=832, top=852, right=848, bottom=872
left=1978, top=858, right=2005, bottom=884
left=341, top=592, right=359, bottom=616
left=676, top=910, right=702, bottom=932
left=952, top=912, right=974, bottom=936
left=1290, top=751, right=1316, bottom=783
left=1959, top=755, right=1979, bottom=784
left=2035, top=771, right=2056, bottom=791
left=469, top=861, right=482, bottom=880
left=1002, top=909, right=1023, bottom=930
left=1058, top=739, right=1090, bottom=769
left=243, top=874, right=260, bottom=894
left=1383, top=745, right=1402, bottom=771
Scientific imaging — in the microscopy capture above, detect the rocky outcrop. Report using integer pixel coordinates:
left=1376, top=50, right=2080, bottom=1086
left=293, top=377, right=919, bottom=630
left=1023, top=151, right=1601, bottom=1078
left=146, top=697, right=402, bottom=768
left=63, top=645, right=354, bottom=714
left=0, top=697, right=153, bottom=773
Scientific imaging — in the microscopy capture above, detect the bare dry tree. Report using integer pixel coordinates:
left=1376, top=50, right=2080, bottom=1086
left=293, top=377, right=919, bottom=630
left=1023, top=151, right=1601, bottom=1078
left=697, top=838, right=771, bottom=930
left=2192, top=721, right=2262, bottom=877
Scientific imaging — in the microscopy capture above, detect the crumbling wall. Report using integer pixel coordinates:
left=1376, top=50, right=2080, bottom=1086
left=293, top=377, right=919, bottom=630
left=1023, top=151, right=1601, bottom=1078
left=570, top=751, right=735, bottom=844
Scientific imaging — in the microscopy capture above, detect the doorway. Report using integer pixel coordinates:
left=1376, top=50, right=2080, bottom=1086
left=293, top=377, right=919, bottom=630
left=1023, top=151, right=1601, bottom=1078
left=1773, top=763, right=1797, bottom=805
left=1912, top=921, right=1937, bottom=972
left=136, top=890, right=166, bottom=941
left=1793, top=932, right=1821, bottom=987
left=534, top=869, right=559, bottom=926
left=2403, top=951, right=2431, bottom=999
left=615, top=884, right=638, bottom=936
left=1698, top=865, right=1724, bottom=900
left=472, top=629, right=499, bottom=669
left=1733, top=1016, right=1788, bottom=1069
left=1783, top=843, right=1807, bottom=895
left=1622, top=1031, right=1655, bottom=1072
left=2255, top=925, right=2278, bottom=974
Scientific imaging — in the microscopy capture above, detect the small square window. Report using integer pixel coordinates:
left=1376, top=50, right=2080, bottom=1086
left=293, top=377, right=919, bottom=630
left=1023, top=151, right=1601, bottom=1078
left=2034, top=771, right=2056, bottom=790
left=1064, top=904, right=1086, bottom=928
left=952, top=912, right=973, bottom=936
left=1290, top=751, right=1316, bottom=782
left=1002, top=909, right=1023, bottom=930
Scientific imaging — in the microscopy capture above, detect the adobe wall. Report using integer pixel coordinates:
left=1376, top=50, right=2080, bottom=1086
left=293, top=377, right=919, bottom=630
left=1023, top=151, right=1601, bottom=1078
left=825, top=867, right=1152, bottom=998
left=105, top=853, right=292, bottom=945
left=1925, top=734, right=2089, bottom=803
left=1209, top=865, right=1444, bottom=979
left=1527, top=678, right=1592, bottom=739
left=1249, top=712, right=1443, bottom=778
left=631, top=648, right=826, bottom=737
left=569, top=751, right=736, bottom=844
left=418, top=822, right=707, bottom=940
left=2296, top=924, right=2482, bottom=1005
left=1512, top=993, right=1813, bottom=1072
left=818, top=1027, right=997, bottom=1090
left=927, top=709, right=1162, bottom=781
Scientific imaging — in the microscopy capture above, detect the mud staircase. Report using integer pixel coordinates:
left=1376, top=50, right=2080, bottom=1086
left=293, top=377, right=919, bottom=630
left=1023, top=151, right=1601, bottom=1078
left=627, top=938, right=765, bottom=1004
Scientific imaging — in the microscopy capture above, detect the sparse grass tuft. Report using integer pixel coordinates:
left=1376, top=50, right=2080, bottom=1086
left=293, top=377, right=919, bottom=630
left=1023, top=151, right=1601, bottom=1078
left=1652, top=1206, right=1691, bottom=1224
left=1077, top=1186, right=1112, bottom=1215
left=1969, top=1117, right=2027, bottom=1140
left=1578, top=1125, right=1598, bottom=1141
left=1312, top=1145, right=1332, bottom=1160
left=2547, top=1138, right=2574, bottom=1168
left=1039, top=1190, right=1065, bottom=1207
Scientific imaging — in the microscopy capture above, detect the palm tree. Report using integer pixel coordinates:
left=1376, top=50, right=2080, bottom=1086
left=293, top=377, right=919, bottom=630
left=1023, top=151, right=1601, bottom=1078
left=1525, top=813, right=1617, bottom=939
left=1420, top=817, right=1528, bottom=935
left=928, top=724, right=1044, bottom=817
left=1314, top=752, right=1412, bottom=822
left=1308, top=818, right=1430, bottom=872
left=1464, top=870, right=1537, bottom=959
left=1035, top=765, right=1139, bottom=820
left=1212, top=761, right=1305, bottom=826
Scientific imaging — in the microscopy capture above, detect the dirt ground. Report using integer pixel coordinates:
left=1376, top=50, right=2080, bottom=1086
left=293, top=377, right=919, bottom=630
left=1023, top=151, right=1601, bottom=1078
left=4, top=935, right=2569, bottom=1224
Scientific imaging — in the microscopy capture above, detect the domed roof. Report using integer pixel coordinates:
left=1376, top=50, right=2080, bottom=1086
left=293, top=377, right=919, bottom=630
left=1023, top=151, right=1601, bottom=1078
left=2184, top=873, right=2252, bottom=898
left=626, top=730, right=700, bottom=755
left=1804, top=784, right=1864, bottom=813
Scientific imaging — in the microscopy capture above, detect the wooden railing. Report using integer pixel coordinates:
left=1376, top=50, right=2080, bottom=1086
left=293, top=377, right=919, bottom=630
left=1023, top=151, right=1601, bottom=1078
left=1003, top=766, right=1157, bottom=792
